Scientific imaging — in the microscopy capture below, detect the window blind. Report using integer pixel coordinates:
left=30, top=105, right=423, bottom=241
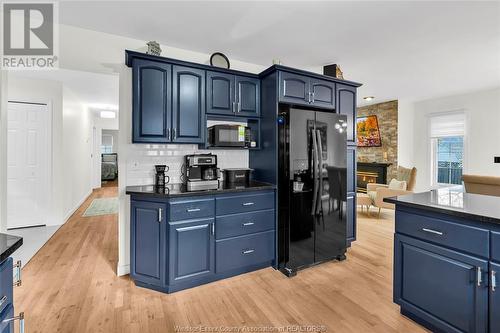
left=429, top=113, right=465, bottom=138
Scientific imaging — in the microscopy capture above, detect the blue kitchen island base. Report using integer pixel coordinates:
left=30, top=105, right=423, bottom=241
left=386, top=188, right=500, bottom=333
left=127, top=184, right=276, bottom=294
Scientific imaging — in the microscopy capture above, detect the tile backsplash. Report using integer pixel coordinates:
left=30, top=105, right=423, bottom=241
left=125, top=144, right=249, bottom=186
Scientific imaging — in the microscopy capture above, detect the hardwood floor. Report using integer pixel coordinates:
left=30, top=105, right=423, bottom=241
left=15, top=187, right=427, bottom=333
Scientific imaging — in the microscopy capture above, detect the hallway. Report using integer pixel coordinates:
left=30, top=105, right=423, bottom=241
left=15, top=187, right=425, bottom=333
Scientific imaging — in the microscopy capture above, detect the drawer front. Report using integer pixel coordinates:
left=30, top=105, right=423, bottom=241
left=0, top=258, right=13, bottom=315
left=395, top=211, right=489, bottom=258
left=169, top=198, right=215, bottom=221
left=216, top=231, right=274, bottom=273
left=216, top=191, right=274, bottom=215
left=492, top=231, right=500, bottom=261
left=216, top=209, right=275, bottom=240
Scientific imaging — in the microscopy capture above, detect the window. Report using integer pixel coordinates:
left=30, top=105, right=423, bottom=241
left=101, top=134, right=113, bottom=154
left=429, top=112, right=465, bottom=186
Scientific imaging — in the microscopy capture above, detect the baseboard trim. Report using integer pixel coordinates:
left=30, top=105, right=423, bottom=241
left=117, top=263, right=130, bottom=276
left=63, top=189, right=92, bottom=224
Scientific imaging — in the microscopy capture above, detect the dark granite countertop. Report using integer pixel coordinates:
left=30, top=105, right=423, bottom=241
left=126, top=181, right=275, bottom=199
left=0, top=233, right=23, bottom=263
left=384, top=186, right=500, bottom=224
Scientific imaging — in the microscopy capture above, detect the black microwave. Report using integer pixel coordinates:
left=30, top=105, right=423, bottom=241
left=208, top=125, right=252, bottom=148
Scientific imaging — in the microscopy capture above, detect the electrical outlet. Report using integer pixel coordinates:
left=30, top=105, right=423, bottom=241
left=495, top=156, right=500, bottom=163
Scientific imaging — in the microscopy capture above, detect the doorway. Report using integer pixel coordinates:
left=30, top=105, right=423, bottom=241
left=7, top=101, right=50, bottom=229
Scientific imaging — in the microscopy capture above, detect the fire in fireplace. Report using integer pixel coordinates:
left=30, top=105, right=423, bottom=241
left=357, top=171, right=379, bottom=193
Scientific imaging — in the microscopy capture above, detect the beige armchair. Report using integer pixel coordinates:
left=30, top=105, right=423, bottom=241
left=366, top=166, right=417, bottom=218
left=462, top=174, right=500, bottom=197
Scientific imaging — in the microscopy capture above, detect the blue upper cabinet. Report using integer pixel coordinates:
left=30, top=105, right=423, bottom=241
left=130, top=200, right=167, bottom=287
left=207, top=72, right=260, bottom=117
left=132, top=59, right=171, bottom=143
left=207, top=71, right=235, bottom=116
left=235, top=76, right=260, bottom=117
left=279, top=71, right=310, bottom=106
left=310, top=78, right=335, bottom=109
left=131, top=60, right=205, bottom=144
left=336, top=84, right=356, bottom=143
left=279, top=71, right=335, bottom=110
left=168, top=218, right=215, bottom=285
left=172, top=66, right=206, bottom=143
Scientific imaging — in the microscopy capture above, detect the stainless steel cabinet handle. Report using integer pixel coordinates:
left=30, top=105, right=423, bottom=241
left=13, top=260, right=21, bottom=287
left=477, top=267, right=482, bottom=287
left=242, top=249, right=255, bottom=255
left=158, top=208, right=162, bottom=223
left=3, top=312, right=24, bottom=333
left=242, top=222, right=254, bottom=227
left=0, top=296, right=7, bottom=307
left=167, top=128, right=171, bottom=141
left=237, top=102, right=241, bottom=113
left=211, top=223, right=215, bottom=236
left=307, top=92, right=312, bottom=103
left=187, top=208, right=201, bottom=212
left=311, top=92, right=315, bottom=103
left=492, top=270, right=497, bottom=292
left=232, top=102, right=236, bottom=113
left=242, top=202, right=254, bottom=206
left=422, top=228, right=443, bottom=236
left=172, top=128, right=177, bottom=140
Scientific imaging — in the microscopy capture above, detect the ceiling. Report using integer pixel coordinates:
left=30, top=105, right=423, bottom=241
left=59, top=1, right=500, bottom=106
left=10, top=69, right=119, bottom=112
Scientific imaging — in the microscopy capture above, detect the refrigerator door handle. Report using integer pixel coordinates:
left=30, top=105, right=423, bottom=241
left=311, top=129, right=319, bottom=216
left=316, top=130, right=324, bottom=215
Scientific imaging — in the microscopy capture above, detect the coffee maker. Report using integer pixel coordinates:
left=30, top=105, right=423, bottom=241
left=185, top=154, right=219, bottom=191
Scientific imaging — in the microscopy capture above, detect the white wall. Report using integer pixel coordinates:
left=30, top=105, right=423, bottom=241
left=0, top=72, right=7, bottom=232
left=6, top=75, right=94, bottom=227
left=62, top=87, right=93, bottom=220
left=7, top=76, right=65, bottom=227
left=409, top=87, right=500, bottom=192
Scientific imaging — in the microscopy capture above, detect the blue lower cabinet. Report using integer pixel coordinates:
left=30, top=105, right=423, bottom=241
left=130, top=200, right=167, bottom=287
left=395, top=234, right=488, bottom=333
left=216, top=230, right=274, bottom=273
left=130, top=190, right=276, bottom=293
left=0, top=258, right=13, bottom=315
left=491, top=262, right=500, bottom=333
left=168, top=218, right=215, bottom=285
left=0, top=305, right=14, bottom=333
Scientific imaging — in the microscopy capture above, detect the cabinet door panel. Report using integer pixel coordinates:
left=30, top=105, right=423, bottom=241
left=394, top=234, right=488, bottom=333
left=347, top=147, right=356, bottom=193
left=132, top=59, right=171, bottom=143
left=131, top=200, right=166, bottom=286
left=310, top=79, right=335, bottom=109
left=235, top=76, right=260, bottom=117
left=491, top=262, right=500, bottom=333
left=169, top=219, right=215, bottom=284
left=347, top=194, right=355, bottom=242
left=337, top=84, right=356, bottom=142
left=279, top=72, right=310, bottom=106
left=172, top=66, right=205, bottom=143
left=207, top=71, right=235, bottom=115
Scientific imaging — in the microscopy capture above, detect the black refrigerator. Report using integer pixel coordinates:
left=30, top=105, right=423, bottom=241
left=277, top=107, right=348, bottom=276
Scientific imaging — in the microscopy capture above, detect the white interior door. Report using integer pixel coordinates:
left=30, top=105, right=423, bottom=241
left=7, top=102, right=49, bottom=229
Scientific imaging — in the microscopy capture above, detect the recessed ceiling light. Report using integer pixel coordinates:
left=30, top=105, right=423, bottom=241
left=363, top=96, right=375, bottom=101
left=100, top=111, right=116, bottom=119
